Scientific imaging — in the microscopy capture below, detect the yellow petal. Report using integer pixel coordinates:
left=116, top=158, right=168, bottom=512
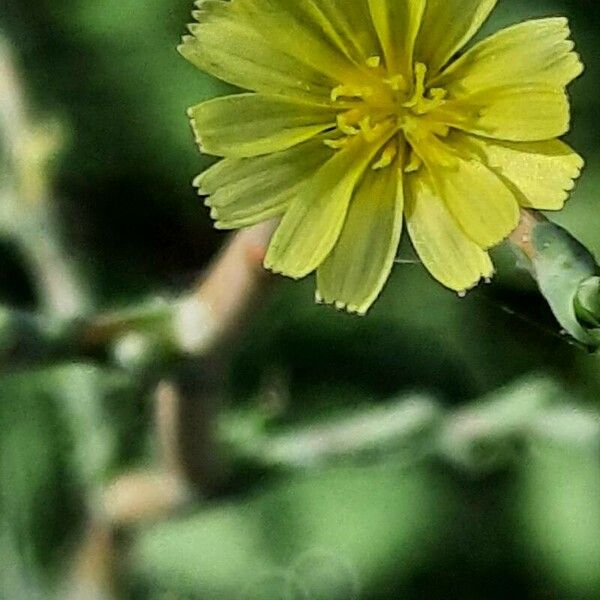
left=367, top=0, right=426, bottom=77
left=289, top=0, right=381, bottom=65
left=456, top=135, right=584, bottom=210
left=196, top=138, right=333, bottom=229
left=437, top=85, right=570, bottom=142
left=179, top=0, right=332, bottom=98
left=235, top=0, right=364, bottom=86
left=188, top=93, right=337, bottom=158
left=316, top=153, right=403, bottom=315
left=414, top=0, right=497, bottom=76
left=423, top=144, right=519, bottom=249
left=264, top=135, right=386, bottom=279
left=435, top=18, right=583, bottom=94
left=406, top=171, right=494, bottom=292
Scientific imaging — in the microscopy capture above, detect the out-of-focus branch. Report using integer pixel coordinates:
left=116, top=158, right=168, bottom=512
left=66, top=221, right=274, bottom=598
left=1, top=37, right=277, bottom=597
left=248, top=396, right=442, bottom=469
left=66, top=524, right=115, bottom=600
left=173, top=220, right=274, bottom=353
left=0, top=221, right=275, bottom=370
left=0, top=40, right=92, bottom=318
left=66, top=382, right=190, bottom=600
left=220, top=378, right=600, bottom=474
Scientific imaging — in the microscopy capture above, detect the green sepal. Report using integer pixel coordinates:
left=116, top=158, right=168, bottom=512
left=531, top=221, right=600, bottom=349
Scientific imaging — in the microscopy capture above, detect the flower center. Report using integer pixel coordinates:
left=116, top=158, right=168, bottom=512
left=328, top=60, right=450, bottom=172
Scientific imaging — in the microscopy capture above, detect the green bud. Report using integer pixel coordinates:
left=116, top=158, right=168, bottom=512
left=530, top=221, right=600, bottom=349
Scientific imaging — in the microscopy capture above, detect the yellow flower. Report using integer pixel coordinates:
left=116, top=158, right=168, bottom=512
left=180, top=0, right=583, bottom=314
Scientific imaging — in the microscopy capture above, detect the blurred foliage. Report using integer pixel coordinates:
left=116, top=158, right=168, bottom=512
left=1, top=1, right=600, bottom=599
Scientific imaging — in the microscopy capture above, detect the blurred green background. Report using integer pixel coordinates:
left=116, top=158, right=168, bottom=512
left=2, top=1, right=600, bottom=598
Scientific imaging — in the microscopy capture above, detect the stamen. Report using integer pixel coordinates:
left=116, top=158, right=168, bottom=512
left=331, top=84, right=372, bottom=102
left=402, top=63, right=448, bottom=115
left=362, top=121, right=384, bottom=143
left=415, top=88, right=448, bottom=114
left=330, top=60, right=450, bottom=158
left=372, top=141, right=398, bottom=170
left=337, top=113, right=360, bottom=136
left=429, top=121, right=450, bottom=137
left=404, top=150, right=423, bottom=173
left=384, top=74, right=407, bottom=92
left=359, top=116, right=373, bottom=136
left=430, top=88, right=447, bottom=103
left=324, top=138, right=349, bottom=149
left=403, top=63, right=427, bottom=109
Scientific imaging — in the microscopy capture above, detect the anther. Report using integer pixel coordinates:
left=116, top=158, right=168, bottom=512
left=366, top=55, right=381, bottom=69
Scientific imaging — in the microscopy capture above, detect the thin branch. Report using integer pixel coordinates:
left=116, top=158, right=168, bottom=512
left=251, top=396, right=442, bottom=469
left=65, top=221, right=275, bottom=597
left=221, top=379, right=600, bottom=474
left=65, top=523, right=115, bottom=600
left=154, top=380, right=185, bottom=478
left=0, top=29, right=282, bottom=600
left=0, top=221, right=275, bottom=370
left=0, top=40, right=92, bottom=318
left=173, top=220, right=274, bottom=353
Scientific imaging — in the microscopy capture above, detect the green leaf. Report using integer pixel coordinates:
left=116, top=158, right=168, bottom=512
left=131, top=463, right=447, bottom=599
left=517, top=439, right=600, bottom=596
